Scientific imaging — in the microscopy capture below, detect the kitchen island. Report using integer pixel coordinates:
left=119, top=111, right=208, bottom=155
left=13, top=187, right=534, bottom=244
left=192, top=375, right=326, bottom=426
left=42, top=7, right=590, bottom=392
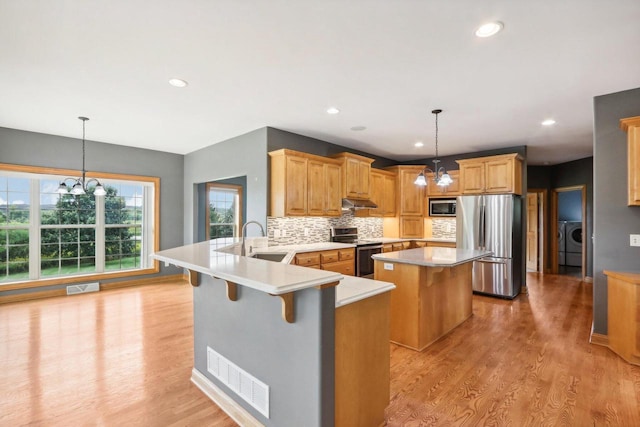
left=373, top=247, right=490, bottom=351
left=152, top=238, right=395, bottom=427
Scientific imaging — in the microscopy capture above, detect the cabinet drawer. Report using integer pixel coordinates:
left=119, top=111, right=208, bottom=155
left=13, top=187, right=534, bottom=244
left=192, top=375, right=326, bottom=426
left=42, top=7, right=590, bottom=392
left=426, top=241, right=456, bottom=248
left=321, top=260, right=355, bottom=276
left=295, top=252, right=321, bottom=267
left=413, top=241, right=427, bottom=248
left=338, top=248, right=355, bottom=261
left=391, top=243, right=404, bottom=252
left=383, top=244, right=393, bottom=253
left=320, top=250, right=340, bottom=264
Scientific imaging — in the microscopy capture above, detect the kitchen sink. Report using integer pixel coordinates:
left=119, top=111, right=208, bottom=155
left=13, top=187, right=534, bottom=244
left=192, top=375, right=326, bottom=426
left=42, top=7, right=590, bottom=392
left=251, top=252, right=288, bottom=262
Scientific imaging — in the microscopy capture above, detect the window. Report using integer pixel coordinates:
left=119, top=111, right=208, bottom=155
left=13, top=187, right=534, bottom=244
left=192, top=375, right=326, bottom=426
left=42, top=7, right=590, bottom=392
left=0, top=164, right=159, bottom=287
left=206, top=183, right=242, bottom=239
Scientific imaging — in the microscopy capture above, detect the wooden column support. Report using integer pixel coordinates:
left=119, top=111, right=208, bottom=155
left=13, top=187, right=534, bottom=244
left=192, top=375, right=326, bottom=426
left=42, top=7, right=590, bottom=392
left=188, top=270, right=199, bottom=287
left=212, top=276, right=238, bottom=302
left=271, top=292, right=295, bottom=323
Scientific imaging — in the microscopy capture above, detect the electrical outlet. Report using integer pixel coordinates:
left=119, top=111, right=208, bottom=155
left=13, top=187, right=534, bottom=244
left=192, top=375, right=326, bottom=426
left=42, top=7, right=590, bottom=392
left=384, top=263, right=394, bottom=271
left=274, top=229, right=281, bottom=238
left=631, top=234, right=640, bottom=247
left=282, top=229, right=287, bottom=237
left=304, top=228, right=310, bottom=237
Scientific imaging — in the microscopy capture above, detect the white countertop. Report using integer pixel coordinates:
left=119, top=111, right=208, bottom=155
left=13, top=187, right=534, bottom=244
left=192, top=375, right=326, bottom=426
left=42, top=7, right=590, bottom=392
left=152, top=240, right=345, bottom=295
left=152, top=239, right=397, bottom=305
left=361, top=237, right=456, bottom=244
left=372, top=247, right=491, bottom=267
left=335, top=276, right=396, bottom=308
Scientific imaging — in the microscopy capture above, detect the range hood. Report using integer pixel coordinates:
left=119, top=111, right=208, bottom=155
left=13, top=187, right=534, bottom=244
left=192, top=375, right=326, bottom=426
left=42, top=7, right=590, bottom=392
left=342, top=198, right=378, bottom=210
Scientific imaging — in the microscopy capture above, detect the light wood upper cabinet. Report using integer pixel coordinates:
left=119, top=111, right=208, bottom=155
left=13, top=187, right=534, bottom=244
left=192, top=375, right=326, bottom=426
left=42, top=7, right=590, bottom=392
left=308, top=159, right=342, bottom=216
left=357, top=169, right=397, bottom=217
left=385, top=165, right=426, bottom=216
left=426, top=170, right=460, bottom=197
left=620, top=116, right=640, bottom=206
left=269, top=149, right=341, bottom=217
left=329, top=152, right=374, bottom=199
left=456, top=153, right=523, bottom=195
left=269, top=150, right=308, bottom=216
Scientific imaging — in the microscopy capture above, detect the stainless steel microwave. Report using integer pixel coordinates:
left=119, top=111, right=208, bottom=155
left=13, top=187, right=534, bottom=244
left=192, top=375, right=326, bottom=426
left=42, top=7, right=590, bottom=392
left=429, top=198, right=456, bottom=217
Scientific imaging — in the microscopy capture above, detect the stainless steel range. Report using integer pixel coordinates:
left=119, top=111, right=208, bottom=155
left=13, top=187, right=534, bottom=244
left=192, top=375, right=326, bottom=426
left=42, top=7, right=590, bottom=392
left=330, top=227, right=382, bottom=278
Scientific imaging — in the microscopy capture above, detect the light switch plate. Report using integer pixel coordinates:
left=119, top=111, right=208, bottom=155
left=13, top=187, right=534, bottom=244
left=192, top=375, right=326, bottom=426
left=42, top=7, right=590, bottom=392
left=631, top=234, right=640, bottom=247
left=384, top=263, right=394, bottom=270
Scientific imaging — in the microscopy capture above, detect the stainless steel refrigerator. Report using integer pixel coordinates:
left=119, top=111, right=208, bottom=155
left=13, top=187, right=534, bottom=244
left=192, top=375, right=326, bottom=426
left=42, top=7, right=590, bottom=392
left=456, top=194, right=523, bottom=299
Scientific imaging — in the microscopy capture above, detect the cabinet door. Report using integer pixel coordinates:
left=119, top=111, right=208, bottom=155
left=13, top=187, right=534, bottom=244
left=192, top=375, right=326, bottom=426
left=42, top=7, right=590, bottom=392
left=357, top=161, right=371, bottom=198
left=324, top=162, right=342, bottom=216
left=345, top=158, right=362, bottom=198
left=399, top=216, right=424, bottom=238
left=485, top=158, right=513, bottom=193
left=459, top=162, right=485, bottom=194
left=399, top=169, right=424, bottom=216
left=307, top=160, right=325, bottom=216
left=285, top=155, right=308, bottom=215
left=368, top=172, right=385, bottom=217
left=383, top=174, right=396, bottom=216
left=428, top=170, right=460, bottom=196
left=321, top=260, right=355, bottom=276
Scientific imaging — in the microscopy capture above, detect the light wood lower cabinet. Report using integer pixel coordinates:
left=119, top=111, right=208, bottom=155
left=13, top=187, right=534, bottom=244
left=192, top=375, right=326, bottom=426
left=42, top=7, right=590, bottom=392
left=604, top=270, right=640, bottom=366
left=374, top=260, right=473, bottom=351
left=426, top=241, right=456, bottom=248
left=335, top=292, right=390, bottom=427
left=294, top=248, right=355, bottom=276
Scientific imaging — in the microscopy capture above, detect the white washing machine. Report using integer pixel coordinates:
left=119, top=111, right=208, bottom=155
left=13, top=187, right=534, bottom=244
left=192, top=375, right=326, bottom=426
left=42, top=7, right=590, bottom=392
left=565, top=221, right=582, bottom=267
left=558, top=221, right=566, bottom=266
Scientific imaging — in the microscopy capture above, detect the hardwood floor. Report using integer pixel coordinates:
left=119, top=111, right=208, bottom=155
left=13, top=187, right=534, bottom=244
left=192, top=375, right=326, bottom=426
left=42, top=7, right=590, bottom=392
left=1, top=274, right=639, bottom=426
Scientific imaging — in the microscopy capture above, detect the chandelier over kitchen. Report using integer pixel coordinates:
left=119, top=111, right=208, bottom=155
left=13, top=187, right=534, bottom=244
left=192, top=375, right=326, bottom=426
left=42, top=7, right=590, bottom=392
left=414, top=109, right=453, bottom=187
left=56, top=117, right=107, bottom=196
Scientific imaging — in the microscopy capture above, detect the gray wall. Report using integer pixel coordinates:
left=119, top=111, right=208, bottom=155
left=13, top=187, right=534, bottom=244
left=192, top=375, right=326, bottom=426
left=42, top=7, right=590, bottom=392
left=266, top=127, right=397, bottom=168
left=0, top=127, right=185, bottom=296
left=593, top=87, right=640, bottom=335
left=193, top=274, right=335, bottom=426
left=183, top=128, right=268, bottom=244
left=527, top=157, right=594, bottom=276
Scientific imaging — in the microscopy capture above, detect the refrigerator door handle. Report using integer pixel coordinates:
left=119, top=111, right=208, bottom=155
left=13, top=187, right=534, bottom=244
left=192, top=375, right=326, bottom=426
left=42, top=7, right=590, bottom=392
left=479, top=204, right=486, bottom=249
left=476, top=258, right=509, bottom=280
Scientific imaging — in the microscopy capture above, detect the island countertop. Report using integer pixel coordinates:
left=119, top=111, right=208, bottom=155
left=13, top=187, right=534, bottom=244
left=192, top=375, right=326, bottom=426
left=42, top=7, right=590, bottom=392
left=152, top=239, right=344, bottom=295
left=372, top=247, right=491, bottom=267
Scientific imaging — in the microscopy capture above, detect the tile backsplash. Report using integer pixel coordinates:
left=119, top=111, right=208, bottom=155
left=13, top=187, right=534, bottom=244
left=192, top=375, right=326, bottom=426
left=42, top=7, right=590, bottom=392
left=267, top=211, right=383, bottom=245
left=432, top=218, right=456, bottom=239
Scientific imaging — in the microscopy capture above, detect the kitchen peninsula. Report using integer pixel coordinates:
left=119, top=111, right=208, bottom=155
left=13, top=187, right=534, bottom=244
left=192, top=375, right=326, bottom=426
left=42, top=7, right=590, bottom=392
left=373, top=247, right=491, bottom=351
left=152, top=238, right=395, bottom=427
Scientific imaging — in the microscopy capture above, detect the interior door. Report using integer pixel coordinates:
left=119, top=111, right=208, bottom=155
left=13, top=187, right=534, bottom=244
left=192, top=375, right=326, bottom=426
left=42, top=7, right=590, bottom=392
left=526, top=192, right=539, bottom=271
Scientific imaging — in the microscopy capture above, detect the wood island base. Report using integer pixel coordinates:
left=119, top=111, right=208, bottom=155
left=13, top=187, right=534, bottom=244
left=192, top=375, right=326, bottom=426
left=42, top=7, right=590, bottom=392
left=374, top=260, right=473, bottom=351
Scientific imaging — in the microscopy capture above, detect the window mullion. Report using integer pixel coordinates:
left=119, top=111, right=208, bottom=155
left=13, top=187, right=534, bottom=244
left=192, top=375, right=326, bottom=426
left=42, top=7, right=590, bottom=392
left=95, top=194, right=105, bottom=272
left=28, top=179, right=40, bottom=280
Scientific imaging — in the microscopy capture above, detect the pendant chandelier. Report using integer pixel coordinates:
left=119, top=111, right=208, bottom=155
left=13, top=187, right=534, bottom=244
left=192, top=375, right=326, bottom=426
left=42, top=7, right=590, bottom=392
left=414, top=109, right=453, bottom=187
left=56, top=117, right=106, bottom=196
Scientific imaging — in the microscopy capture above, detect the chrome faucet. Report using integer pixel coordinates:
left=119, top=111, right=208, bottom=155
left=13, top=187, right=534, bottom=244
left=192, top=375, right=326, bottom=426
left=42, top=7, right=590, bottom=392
left=240, top=221, right=265, bottom=256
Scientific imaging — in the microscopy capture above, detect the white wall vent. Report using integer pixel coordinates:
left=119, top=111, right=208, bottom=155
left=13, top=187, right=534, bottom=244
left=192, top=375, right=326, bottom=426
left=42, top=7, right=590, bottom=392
left=66, top=282, right=100, bottom=295
left=207, top=346, right=270, bottom=418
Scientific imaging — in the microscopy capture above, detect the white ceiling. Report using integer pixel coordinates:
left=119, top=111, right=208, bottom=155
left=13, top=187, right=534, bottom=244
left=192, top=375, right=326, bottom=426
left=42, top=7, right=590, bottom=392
left=1, top=1, right=639, bottom=165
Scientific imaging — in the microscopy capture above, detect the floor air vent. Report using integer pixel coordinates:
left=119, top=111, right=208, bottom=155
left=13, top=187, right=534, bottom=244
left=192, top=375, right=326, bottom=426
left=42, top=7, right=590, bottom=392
left=207, top=346, right=269, bottom=418
left=66, top=282, right=100, bottom=295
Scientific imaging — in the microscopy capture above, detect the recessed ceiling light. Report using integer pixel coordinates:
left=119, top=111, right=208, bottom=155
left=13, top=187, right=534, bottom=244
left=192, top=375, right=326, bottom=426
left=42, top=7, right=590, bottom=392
left=542, top=119, right=556, bottom=126
left=350, top=126, right=366, bottom=131
left=326, top=107, right=340, bottom=115
left=475, top=21, right=504, bottom=38
left=414, top=142, right=424, bottom=148
left=169, top=78, right=188, bottom=88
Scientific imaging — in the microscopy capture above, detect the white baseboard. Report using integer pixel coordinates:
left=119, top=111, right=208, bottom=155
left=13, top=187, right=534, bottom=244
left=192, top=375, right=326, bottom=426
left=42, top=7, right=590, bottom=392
left=191, top=368, right=264, bottom=427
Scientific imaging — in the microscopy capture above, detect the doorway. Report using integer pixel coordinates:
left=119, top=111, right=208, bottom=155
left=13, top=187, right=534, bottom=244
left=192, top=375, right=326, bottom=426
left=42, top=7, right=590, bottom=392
left=551, top=186, right=586, bottom=279
left=526, top=189, right=547, bottom=273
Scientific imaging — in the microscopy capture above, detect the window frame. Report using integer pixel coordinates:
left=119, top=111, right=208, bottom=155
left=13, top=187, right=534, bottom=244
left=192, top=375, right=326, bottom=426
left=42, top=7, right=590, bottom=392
left=205, top=183, right=243, bottom=240
left=0, top=163, right=160, bottom=291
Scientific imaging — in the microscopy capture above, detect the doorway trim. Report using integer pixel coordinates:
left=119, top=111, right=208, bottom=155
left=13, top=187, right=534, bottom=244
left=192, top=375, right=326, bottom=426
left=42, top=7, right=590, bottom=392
left=527, top=188, right=548, bottom=273
left=551, top=185, right=587, bottom=279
